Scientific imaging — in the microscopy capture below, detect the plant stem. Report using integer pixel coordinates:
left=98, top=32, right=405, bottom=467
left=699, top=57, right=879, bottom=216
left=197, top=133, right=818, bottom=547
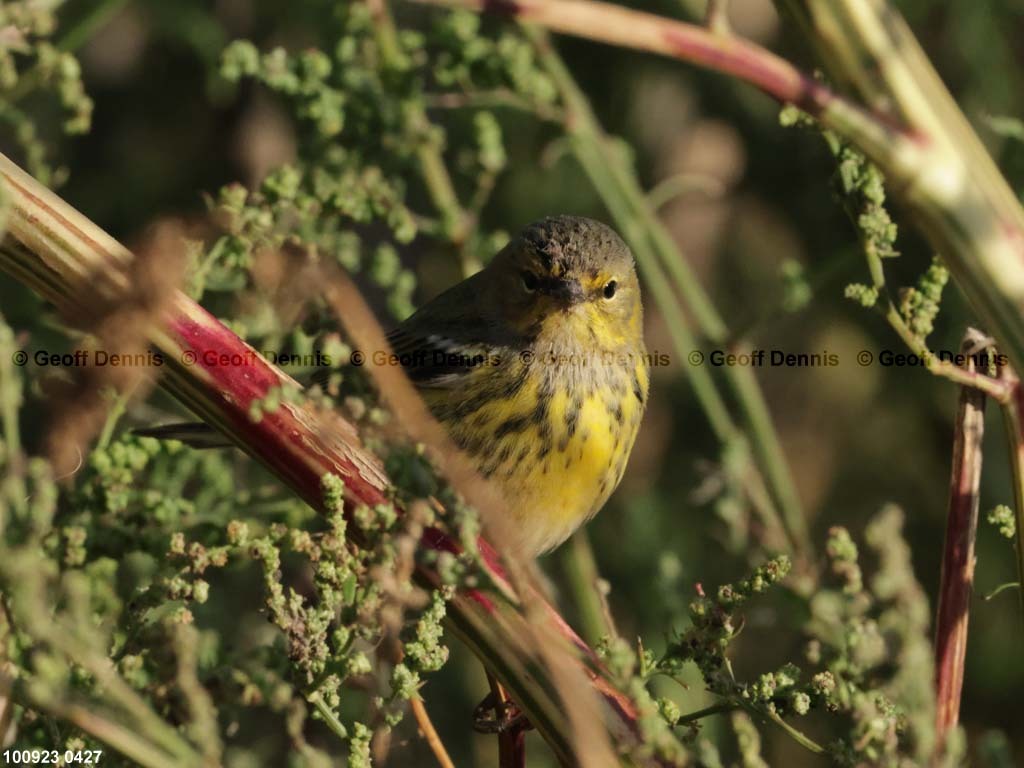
left=410, top=696, right=456, bottom=768
left=933, top=332, right=987, bottom=740
left=674, top=701, right=739, bottom=726
left=558, top=531, right=614, bottom=646
left=5, top=0, right=132, bottom=103
left=760, top=707, right=825, bottom=754
left=309, top=692, right=349, bottom=741
left=58, top=0, right=133, bottom=53
left=775, top=0, right=1024, bottom=379
left=4, top=677, right=186, bottom=768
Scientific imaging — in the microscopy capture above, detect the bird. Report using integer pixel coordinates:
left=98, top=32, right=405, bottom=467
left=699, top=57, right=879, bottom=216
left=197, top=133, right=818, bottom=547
left=140, top=215, right=649, bottom=557
left=385, top=215, right=649, bottom=556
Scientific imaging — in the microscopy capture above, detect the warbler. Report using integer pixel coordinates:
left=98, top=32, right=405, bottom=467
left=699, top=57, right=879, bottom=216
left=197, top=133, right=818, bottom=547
left=388, top=215, right=649, bottom=556
left=141, top=216, right=648, bottom=556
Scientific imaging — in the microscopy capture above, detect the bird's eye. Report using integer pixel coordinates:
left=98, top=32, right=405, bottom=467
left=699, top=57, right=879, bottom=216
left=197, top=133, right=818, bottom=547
left=521, top=271, right=540, bottom=292
left=603, top=280, right=618, bottom=299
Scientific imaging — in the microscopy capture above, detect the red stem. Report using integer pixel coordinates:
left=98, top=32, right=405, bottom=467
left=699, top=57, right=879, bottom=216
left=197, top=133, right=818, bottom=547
left=499, top=727, right=526, bottom=768
left=933, top=339, right=986, bottom=739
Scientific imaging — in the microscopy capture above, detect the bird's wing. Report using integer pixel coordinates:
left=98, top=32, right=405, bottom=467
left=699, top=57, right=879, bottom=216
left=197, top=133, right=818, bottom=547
left=384, top=325, right=498, bottom=388
left=378, top=269, right=516, bottom=389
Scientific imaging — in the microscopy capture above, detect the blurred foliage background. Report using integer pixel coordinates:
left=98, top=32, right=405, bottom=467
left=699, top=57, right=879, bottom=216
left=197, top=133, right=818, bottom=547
left=2, top=0, right=1024, bottom=765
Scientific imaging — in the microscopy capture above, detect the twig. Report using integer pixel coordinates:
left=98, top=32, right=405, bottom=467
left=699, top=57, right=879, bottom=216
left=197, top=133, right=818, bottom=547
left=852, top=224, right=1012, bottom=401
left=933, top=331, right=987, bottom=741
left=645, top=172, right=725, bottom=211
left=309, top=693, right=349, bottom=741
left=760, top=707, right=825, bottom=754
left=410, top=696, right=456, bottom=768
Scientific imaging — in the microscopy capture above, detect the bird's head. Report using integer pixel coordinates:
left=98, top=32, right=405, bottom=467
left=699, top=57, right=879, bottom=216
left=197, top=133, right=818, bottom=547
left=487, top=215, right=643, bottom=349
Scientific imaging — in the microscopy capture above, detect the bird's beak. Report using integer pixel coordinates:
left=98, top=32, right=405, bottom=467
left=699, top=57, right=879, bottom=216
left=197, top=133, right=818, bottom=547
left=547, top=278, right=586, bottom=306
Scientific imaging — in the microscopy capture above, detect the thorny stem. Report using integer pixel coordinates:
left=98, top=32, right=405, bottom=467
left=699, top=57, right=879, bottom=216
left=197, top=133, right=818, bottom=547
left=933, top=333, right=986, bottom=740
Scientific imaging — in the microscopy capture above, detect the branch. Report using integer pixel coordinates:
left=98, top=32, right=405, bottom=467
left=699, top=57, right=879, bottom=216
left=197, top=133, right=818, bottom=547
left=0, top=154, right=670, bottom=766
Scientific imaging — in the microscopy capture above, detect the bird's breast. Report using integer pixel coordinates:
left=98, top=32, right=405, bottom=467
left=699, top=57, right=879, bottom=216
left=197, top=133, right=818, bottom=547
left=423, top=342, right=649, bottom=555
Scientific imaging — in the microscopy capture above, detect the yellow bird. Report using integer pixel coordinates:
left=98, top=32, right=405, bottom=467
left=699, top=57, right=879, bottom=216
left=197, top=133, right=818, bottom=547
left=387, top=215, right=649, bottom=556
left=141, top=216, right=648, bottom=556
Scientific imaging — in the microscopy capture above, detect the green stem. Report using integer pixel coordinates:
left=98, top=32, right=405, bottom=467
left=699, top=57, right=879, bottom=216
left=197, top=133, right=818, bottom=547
left=674, top=701, right=740, bottom=726
left=36, top=697, right=182, bottom=768
left=759, top=706, right=826, bottom=754
left=309, top=692, right=349, bottom=741
left=558, top=531, right=613, bottom=646
left=96, top=390, right=132, bottom=450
